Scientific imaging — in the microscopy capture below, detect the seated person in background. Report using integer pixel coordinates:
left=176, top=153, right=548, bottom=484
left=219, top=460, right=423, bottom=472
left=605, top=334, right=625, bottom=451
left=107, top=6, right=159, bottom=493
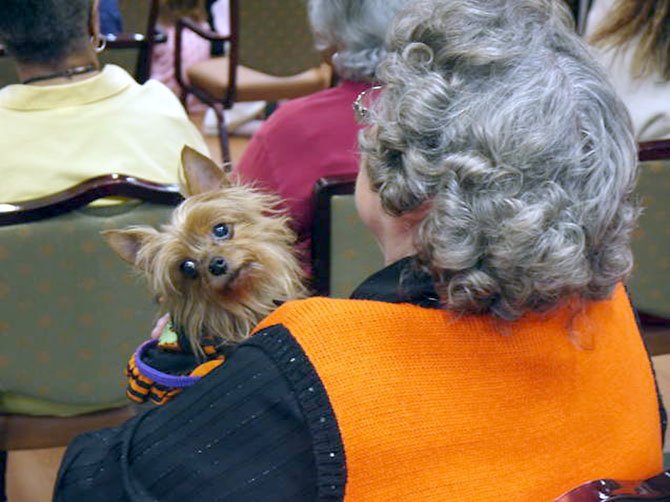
left=55, top=1, right=663, bottom=500
left=233, top=0, right=411, bottom=267
left=0, top=0, right=208, bottom=203
left=153, top=0, right=265, bottom=132
left=152, top=0, right=210, bottom=111
left=586, top=0, right=670, bottom=140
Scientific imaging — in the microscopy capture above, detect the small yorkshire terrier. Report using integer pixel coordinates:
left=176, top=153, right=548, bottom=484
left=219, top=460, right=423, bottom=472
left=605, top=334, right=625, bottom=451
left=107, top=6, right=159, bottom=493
left=104, top=146, right=306, bottom=361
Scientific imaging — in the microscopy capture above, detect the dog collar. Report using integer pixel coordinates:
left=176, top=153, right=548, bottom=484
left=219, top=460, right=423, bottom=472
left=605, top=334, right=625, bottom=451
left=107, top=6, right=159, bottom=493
left=134, top=339, right=202, bottom=389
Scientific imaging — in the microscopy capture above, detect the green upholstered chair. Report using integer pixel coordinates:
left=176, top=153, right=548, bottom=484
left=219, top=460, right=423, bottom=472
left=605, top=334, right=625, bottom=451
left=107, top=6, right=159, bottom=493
left=311, top=174, right=384, bottom=298
left=628, top=140, right=670, bottom=327
left=176, top=0, right=331, bottom=162
left=100, top=0, right=162, bottom=83
left=0, top=175, right=181, bottom=451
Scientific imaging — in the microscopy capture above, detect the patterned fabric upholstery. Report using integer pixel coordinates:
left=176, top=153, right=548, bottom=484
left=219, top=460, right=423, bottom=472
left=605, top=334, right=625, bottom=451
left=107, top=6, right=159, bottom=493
left=238, top=0, right=322, bottom=77
left=329, top=194, right=384, bottom=299
left=0, top=203, right=172, bottom=416
left=628, top=159, right=670, bottom=318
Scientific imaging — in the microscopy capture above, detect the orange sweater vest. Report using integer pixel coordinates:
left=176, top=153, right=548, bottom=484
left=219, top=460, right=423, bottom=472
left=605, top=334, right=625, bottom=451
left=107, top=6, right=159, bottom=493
left=255, top=284, right=662, bottom=501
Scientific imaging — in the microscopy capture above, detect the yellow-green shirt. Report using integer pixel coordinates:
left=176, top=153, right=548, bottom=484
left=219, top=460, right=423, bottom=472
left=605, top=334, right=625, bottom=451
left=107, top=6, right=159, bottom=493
left=0, top=64, right=208, bottom=203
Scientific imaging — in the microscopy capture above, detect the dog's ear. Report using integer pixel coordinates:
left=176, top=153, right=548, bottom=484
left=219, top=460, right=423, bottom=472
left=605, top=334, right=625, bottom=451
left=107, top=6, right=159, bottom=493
left=181, top=146, right=231, bottom=196
left=102, top=228, right=157, bottom=266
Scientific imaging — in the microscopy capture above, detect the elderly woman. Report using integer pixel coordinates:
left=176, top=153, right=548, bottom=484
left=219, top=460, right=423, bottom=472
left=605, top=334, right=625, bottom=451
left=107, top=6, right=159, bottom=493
left=56, top=0, right=662, bottom=500
left=234, top=0, right=410, bottom=266
left=0, top=0, right=207, bottom=203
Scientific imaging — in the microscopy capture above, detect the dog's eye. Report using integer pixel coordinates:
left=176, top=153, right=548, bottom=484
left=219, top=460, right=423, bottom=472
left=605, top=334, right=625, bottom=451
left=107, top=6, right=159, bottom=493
left=212, top=223, right=231, bottom=239
left=180, top=259, right=199, bottom=279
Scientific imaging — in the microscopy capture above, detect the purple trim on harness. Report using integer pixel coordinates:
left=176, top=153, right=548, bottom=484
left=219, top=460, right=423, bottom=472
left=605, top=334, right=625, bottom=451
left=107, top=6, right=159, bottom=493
left=134, top=339, right=201, bottom=389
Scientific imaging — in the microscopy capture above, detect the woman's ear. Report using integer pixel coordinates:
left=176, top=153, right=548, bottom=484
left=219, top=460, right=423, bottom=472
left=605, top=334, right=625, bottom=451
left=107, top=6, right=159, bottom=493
left=89, top=0, right=101, bottom=38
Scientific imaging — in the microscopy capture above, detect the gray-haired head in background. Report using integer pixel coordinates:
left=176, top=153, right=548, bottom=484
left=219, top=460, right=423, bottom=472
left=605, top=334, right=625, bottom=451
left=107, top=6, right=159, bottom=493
left=360, top=0, right=639, bottom=320
left=307, top=0, right=411, bottom=82
left=0, top=0, right=92, bottom=65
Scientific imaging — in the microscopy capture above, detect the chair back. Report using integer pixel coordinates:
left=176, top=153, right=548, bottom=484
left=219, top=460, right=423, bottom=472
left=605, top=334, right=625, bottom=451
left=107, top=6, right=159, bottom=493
left=235, top=0, right=322, bottom=77
left=0, top=175, right=181, bottom=417
left=628, top=140, right=670, bottom=323
left=219, top=0, right=325, bottom=107
left=554, top=470, right=670, bottom=501
left=311, top=175, right=384, bottom=298
left=100, top=0, right=160, bottom=82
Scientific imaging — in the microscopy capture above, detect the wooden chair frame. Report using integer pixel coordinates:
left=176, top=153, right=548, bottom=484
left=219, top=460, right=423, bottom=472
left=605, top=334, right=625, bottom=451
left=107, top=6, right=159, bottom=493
left=555, top=470, right=670, bottom=501
left=310, top=173, right=358, bottom=297
left=174, top=2, right=240, bottom=163
left=174, top=0, right=328, bottom=163
left=105, top=0, right=163, bottom=83
left=0, top=174, right=182, bottom=227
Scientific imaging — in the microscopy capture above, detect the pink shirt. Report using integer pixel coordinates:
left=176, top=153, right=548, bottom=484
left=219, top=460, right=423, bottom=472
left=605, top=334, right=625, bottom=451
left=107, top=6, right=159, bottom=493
left=234, top=80, right=371, bottom=263
left=151, top=23, right=211, bottom=110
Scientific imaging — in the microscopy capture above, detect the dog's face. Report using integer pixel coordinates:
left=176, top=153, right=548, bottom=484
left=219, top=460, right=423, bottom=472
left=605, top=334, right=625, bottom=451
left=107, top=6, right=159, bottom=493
left=103, top=147, right=305, bottom=352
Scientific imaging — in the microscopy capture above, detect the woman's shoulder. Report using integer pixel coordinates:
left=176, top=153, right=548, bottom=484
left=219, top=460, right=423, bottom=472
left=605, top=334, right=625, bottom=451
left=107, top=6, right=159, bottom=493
left=253, top=294, right=438, bottom=340
left=253, top=295, right=407, bottom=336
left=254, top=296, right=356, bottom=332
left=104, top=65, right=187, bottom=113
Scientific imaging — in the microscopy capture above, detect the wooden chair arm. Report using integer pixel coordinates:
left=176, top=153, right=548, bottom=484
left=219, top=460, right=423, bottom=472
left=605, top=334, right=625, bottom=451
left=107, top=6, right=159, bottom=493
left=176, top=17, right=230, bottom=43
left=154, top=30, right=168, bottom=44
left=104, top=31, right=167, bottom=48
left=175, top=17, right=230, bottom=93
left=0, top=405, right=139, bottom=450
left=555, top=471, right=670, bottom=501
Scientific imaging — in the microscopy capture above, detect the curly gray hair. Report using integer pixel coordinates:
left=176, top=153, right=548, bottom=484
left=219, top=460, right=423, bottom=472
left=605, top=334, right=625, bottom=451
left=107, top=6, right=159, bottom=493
left=307, top=0, right=410, bottom=82
left=359, top=0, right=639, bottom=320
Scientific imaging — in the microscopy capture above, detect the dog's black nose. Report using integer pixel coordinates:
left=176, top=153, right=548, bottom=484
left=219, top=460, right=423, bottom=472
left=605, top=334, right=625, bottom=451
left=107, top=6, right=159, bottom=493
left=208, top=256, right=228, bottom=276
